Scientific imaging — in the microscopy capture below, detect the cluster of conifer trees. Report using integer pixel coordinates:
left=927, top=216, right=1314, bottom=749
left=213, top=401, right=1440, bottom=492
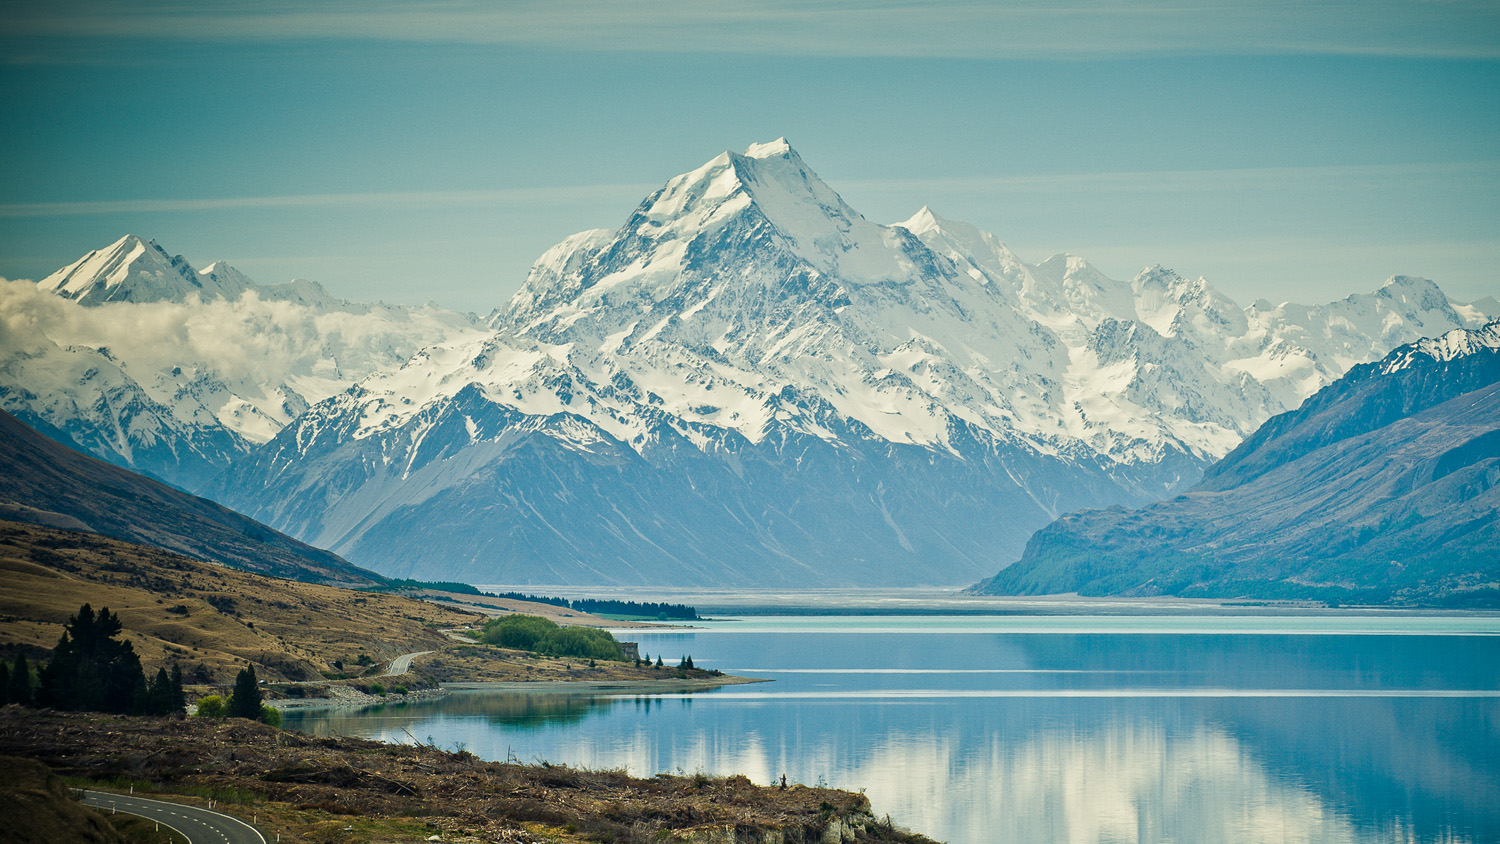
left=3, top=604, right=287, bottom=726
left=2, top=604, right=184, bottom=716
left=194, top=664, right=279, bottom=726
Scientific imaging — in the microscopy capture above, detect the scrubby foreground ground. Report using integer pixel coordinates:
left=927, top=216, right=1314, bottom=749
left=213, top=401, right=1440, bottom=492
left=0, top=707, right=935, bottom=844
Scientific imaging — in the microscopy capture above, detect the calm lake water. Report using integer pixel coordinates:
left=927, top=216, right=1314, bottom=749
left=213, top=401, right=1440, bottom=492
left=285, top=615, right=1500, bottom=844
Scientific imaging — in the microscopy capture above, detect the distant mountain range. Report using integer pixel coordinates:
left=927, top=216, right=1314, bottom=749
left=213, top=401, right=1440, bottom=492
left=1, top=235, right=481, bottom=489
left=4, top=140, right=1496, bottom=587
left=0, top=408, right=380, bottom=585
left=972, top=321, right=1500, bottom=604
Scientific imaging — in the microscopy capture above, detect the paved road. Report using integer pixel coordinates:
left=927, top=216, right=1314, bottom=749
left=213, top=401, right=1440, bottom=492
left=383, top=649, right=434, bottom=677
left=81, top=790, right=265, bottom=844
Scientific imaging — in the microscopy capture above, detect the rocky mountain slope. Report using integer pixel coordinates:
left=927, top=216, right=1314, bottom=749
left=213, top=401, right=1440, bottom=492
left=206, top=141, right=1495, bottom=586
left=972, top=321, right=1500, bottom=604
left=0, top=408, right=381, bottom=585
left=1, top=236, right=481, bottom=489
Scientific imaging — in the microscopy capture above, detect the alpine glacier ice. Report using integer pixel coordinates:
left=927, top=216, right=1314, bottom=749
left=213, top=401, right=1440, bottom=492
left=208, top=141, right=1497, bottom=586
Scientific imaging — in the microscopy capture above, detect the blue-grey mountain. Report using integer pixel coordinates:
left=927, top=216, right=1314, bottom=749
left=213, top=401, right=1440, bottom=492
left=0, top=408, right=380, bottom=585
left=972, top=321, right=1500, bottom=604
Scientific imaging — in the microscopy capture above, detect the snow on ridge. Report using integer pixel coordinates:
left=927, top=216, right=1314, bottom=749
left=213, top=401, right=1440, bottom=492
left=17, top=144, right=1499, bottom=493
left=6, top=237, right=484, bottom=470
left=1380, top=318, right=1500, bottom=373
left=456, top=142, right=1499, bottom=471
left=37, top=235, right=202, bottom=305
left=743, top=137, right=793, bottom=159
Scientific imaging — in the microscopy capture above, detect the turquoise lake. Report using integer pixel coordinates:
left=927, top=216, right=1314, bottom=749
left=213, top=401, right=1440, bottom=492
left=284, top=614, right=1500, bottom=844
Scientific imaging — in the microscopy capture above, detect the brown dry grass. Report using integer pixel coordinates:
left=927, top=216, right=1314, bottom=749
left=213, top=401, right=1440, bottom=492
left=0, top=754, right=126, bottom=844
left=1, top=708, right=936, bottom=844
left=0, top=520, right=738, bottom=692
left=415, top=591, right=661, bottom=629
left=0, top=520, right=484, bottom=684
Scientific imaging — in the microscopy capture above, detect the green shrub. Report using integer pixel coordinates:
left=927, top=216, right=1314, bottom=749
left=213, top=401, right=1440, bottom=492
left=259, top=705, right=281, bottom=728
left=195, top=695, right=226, bottom=718
left=478, top=615, right=625, bottom=661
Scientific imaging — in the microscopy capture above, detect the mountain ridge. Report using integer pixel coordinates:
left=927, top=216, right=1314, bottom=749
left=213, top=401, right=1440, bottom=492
left=0, top=408, right=381, bottom=585
left=2, top=249, right=482, bottom=489
left=205, top=141, right=1496, bottom=586
left=972, top=320, right=1500, bottom=604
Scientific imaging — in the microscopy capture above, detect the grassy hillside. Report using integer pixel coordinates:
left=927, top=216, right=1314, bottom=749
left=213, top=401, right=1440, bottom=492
left=0, top=520, right=732, bottom=691
left=0, top=409, right=379, bottom=586
left=0, top=519, right=483, bottom=684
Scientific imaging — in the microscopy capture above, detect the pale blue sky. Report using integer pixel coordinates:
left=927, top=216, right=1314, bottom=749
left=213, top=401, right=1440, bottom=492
left=2, top=1, right=1497, bottom=312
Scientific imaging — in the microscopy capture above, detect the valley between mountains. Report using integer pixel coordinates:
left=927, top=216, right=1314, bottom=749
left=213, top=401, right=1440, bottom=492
left=3, top=139, right=1496, bottom=592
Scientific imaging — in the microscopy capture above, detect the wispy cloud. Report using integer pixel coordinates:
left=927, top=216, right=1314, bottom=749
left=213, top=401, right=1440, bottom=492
left=5, top=0, right=1499, bottom=60
left=8, top=161, right=1496, bottom=219
left=0, top=184, right=658, bottom=218
left=843, top=161, right=1500, bottom=196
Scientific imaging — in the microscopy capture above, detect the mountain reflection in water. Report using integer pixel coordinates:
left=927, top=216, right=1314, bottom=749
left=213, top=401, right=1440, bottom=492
left=283, top=618, right=1500, bottom=844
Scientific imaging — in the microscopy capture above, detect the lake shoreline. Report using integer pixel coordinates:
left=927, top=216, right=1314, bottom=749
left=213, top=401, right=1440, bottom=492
left=270, top=672, right=769, bottom=711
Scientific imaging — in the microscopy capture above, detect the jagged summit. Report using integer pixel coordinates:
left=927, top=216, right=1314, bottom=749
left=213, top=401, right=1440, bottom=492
left=36, top=236, right=356, bottom=310
left=36, top=234, right=262, bottom=306
left=743, top=137, right=794, bottom=159
left=38, top=235, right=206, bottom=306
left=1383, top=318, right=1500, bottom=371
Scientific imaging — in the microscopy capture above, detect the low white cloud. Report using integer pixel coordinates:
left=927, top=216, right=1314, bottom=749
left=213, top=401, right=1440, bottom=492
left=0, top=277, right=483, bottom=440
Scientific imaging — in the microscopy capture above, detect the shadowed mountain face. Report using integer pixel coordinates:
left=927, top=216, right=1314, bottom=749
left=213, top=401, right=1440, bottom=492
left=0, top=409, right=380, bottom=586
left=974, top=321, right=1500, bottom=605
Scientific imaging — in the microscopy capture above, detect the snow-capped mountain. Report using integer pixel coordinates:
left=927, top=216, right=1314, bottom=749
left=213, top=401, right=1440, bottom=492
left=39, top=235, right=260, bottom=305
left=208, top=140, right=1496, bottom=586
left=974, top=319, right=1500, bottom=603
left=1, top=238, right=483, bottom=488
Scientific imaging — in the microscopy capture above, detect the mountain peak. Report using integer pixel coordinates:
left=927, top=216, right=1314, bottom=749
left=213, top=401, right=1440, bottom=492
left=621, top=140, right=912, bottom=286
left=1377, top=274, right=1447, bottom=303
left=897, top=206, right=943, bottom=234
left=196, top=260, right=257, bottom=299
left=1381, top=318, right=1500, bottom=373
left=37, top=234, right=204, bottom=306
left=743, top=137, right=794, bottom=160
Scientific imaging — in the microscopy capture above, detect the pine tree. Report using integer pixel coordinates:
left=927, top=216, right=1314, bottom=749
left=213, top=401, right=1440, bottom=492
left=146, top=668, right=174, bottom=715
left=226, top=665, right=263, bottom=720
left=38, top=604, right=146, bottom=714
left=169, top=663, right=186, bottom=715
left=10, top=652, right=33, bottom=706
